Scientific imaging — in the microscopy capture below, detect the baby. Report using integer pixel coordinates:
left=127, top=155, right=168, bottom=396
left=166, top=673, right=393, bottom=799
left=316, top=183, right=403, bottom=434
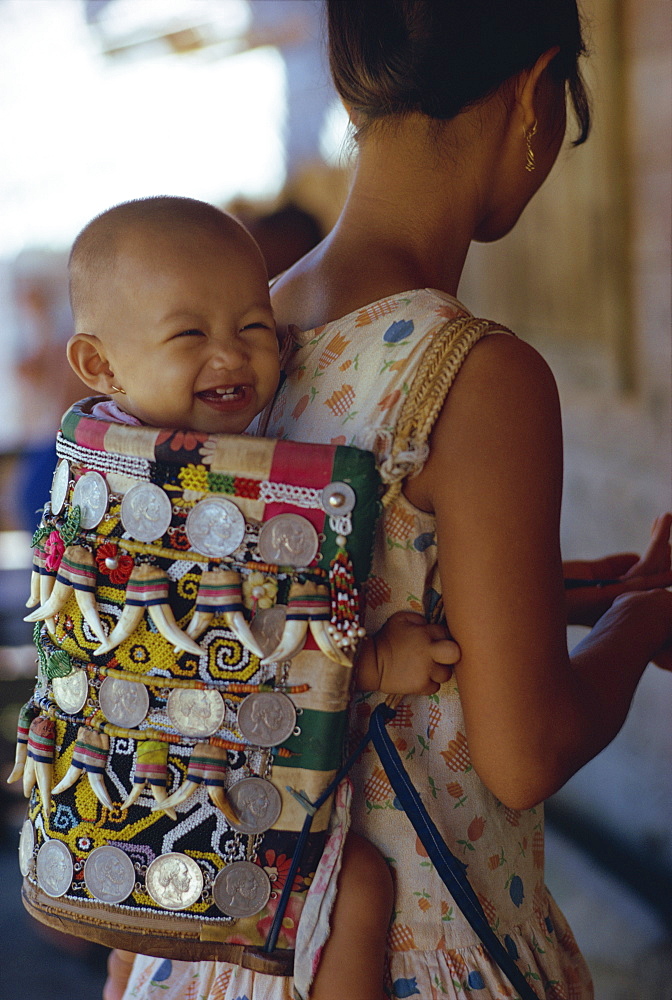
left=66, top=196, right=458, bottom=1000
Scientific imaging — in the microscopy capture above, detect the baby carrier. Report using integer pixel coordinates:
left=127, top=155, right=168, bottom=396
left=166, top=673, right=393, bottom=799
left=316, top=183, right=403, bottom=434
left=10, top=397, right=380, bottom=974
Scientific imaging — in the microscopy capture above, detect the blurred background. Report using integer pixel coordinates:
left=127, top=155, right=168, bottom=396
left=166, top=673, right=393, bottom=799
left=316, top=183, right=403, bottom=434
left=0, top=1, right=669, bottom=997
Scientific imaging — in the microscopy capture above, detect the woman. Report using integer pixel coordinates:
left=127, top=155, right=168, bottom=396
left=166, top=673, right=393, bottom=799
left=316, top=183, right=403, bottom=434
left=118, top=2, right=672, bottom=997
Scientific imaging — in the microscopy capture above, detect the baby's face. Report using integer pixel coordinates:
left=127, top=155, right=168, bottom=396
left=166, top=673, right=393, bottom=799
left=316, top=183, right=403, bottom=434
left=93, top=225, right=279, bottom=434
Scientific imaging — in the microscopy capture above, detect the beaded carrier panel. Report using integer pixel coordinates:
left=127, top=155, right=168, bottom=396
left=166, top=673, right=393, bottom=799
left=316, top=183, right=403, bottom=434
left=12, top=399, right=379, bottom=969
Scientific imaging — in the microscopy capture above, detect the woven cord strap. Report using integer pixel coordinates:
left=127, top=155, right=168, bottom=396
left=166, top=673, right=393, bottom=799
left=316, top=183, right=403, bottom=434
left=381, top=315, right=509, bottom=507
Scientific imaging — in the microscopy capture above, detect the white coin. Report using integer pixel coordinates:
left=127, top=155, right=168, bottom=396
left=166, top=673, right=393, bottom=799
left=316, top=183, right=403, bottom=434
left=258, top=514, right=319, bottom=567
left=185, top=498, right=246, bottom=557
left=52, top=667, right=89, bottom=715
left=50, top=460, right=70, bottom=515
left=213, top=861, right=271, bottom=918
left=99, top=676, right=150, bottom=729
left=236, top=691, right=296, bottom=748
left=227, top=777, right=282, bottom=835
left=321, top=481, right=356, bottom=516
left=18, top=819, right=35, bottom=877
left=36, top=839, right=73, bottom=898
left=166, top=688, right=224, bottom=738
left=84, top=845, right=136, bottom=904
left=120, top=483, right=173, bottom=542
left=146, top=852, right=203, bottom=911
left=72, top=471, right=109, bottom=530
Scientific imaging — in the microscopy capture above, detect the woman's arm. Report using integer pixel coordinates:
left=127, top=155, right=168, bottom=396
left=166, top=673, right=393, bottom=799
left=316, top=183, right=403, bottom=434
left=405, top=333, right=672, bottom=809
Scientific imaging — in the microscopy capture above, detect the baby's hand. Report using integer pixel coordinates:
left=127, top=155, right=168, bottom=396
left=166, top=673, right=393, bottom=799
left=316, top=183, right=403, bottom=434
left=356, top=610, right=460, bottom=694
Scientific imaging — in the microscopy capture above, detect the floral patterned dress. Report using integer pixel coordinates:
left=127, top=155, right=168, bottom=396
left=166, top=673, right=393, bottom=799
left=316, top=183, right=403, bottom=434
left=124, top=288, right=594, bottom=1000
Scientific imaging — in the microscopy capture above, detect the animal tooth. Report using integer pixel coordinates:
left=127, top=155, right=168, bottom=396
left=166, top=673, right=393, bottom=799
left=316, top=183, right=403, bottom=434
left=309, top=619, right=353, bottom=667
left=224, top=611, right=265, bottom=659
left=186, top=569, right=243, bottom=641
left=261, top=619, right=307, bottom=665
left=124, top=564, right=203, bottom=656
left=51, top=764, right=82, bottom=795
left=122, top=741, right=175, bottom=818
left=154, top=779, right=197, bottom=811
left=26, top=570, right=41, bottom=609
left=157, top=743, right=236, bottom=821
left=75, top=590, right=108, bottom=645
left=150, top=604, right=203, bottom=657
left=207, top=785, right=239, bottom=824
left=52, top=728, right=113, bottom=810
left=24, top=579, right=73, bottom=623
left=95, top=604, right=144, bottom=655
left=7, top=703, right=35, bottom=784
left=25, top=717, right=55, bottom=817
left=150, top=785, right=177, bottom=821
left=262, top=580, right=331, bottom=664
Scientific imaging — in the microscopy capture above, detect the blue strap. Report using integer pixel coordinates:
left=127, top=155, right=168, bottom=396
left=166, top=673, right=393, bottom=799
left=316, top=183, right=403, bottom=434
left=369, top=703, right=541, bottom=1000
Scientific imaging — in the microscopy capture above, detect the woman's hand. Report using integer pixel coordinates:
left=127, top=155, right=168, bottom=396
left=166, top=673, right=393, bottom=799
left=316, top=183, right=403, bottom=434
left=356, top=610, right=460, bottom=694
left=565, top=513, right=672, bottom=627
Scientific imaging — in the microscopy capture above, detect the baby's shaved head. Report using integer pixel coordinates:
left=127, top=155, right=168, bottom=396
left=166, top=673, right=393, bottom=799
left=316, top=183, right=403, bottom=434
left=69, top=196, right=259, bottom=328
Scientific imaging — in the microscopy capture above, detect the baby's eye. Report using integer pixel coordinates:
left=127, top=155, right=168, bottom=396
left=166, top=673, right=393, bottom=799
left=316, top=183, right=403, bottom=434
left=175, top=328, right=205, bottom=338
left=240, top=321, right=272, bottom=332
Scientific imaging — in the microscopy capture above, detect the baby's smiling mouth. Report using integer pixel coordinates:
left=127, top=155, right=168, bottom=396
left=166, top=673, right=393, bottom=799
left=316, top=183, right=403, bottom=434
left=196, top=385, right=252, bottom=410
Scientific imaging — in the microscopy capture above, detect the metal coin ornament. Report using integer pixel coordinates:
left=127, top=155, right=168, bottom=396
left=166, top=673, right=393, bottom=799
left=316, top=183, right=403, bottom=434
left=71, top=471, right=108, bottom=529
left=227, top=777, right=283, bottom=835
left=52, top=668, right=89, bottom=715
left=50, top=460, right=70, bottom=515
left=213, top=860, right=271, bottom=918
left=84, top=845, right=136, bottom=904
left=18, top=819, right=35, bottom=877
left=145, top=853, right=204, bottom=911
left=257, top=514, right=319, bottom=567
left=99, top=677, right=150, bottom=729
left=121, top=483, right=173, bottom=542
left=185, top=497, right=246, bottom=557
left=321, top=481, right=356, bottom=516
left=166, top=687, right=225, bottom=738
left=36, top=839, right=73, bottom=898
left=236, top=691, right=296, bottom=747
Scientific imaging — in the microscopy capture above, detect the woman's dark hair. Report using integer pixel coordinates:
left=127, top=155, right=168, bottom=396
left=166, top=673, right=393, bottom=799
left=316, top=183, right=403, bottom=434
left=327, top=0, right=590, bottom=144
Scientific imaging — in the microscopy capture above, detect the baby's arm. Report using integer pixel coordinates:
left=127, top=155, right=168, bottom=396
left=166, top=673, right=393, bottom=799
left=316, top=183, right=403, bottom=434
left=355, top=610, right=460, bottom=694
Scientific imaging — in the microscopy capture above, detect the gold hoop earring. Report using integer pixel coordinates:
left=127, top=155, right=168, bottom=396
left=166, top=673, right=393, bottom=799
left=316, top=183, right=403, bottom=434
left=524, top=120, right=538, bottom=173
left=110, top=385, right=126, bottom=394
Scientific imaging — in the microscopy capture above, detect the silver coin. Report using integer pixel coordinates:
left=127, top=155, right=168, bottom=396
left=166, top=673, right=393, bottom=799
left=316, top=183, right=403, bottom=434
left=166, top=687, right=224, bottom=738
left=50, top=460, right=70, bottom=515
left=185, top=498, right=246, bottom=558
left=228, top=777, right=282, bottom=835
left=213, top=861, right=271, bottom=918
left=72, top=471, right=109, bottom=530
left=258, top=514, right=319, bottom=567
left=18, top=820, right=35, bottom=877
left=84, top=845, right=136, bottom=904
left=120, top=483, right=173, bottom=543
left=249, top=605, right=287, bottom=658
left=52, top=667, right=89, bottom=715
left=237, top=691, right=296, bottom=747
left=321, top=481, right=356, bottom=516
left=99, top=676, right=150, bottom=729
left=146, top=852, right=203, bottom=911
left=36, top=839, right=73, bottom=898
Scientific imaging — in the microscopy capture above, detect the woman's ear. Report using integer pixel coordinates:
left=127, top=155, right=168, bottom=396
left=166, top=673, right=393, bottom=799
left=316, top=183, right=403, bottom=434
left=516, top=46, right=561, bottom=128
left=66, top=333, right=116, bottom=393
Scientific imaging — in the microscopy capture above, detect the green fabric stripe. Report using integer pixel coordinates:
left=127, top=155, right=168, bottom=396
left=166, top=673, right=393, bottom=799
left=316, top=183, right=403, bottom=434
left=316, top=446, right=380, bottom=582
left=274, top=707, right=348, bottom=771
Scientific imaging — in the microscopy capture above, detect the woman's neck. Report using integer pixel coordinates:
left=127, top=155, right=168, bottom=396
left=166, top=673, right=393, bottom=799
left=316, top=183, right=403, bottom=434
left=271, top=111, right=496, bottom=332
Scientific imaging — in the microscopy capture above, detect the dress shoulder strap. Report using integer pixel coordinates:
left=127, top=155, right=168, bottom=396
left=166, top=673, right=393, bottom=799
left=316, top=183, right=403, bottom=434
left=381, top=315, right=511, bottom=507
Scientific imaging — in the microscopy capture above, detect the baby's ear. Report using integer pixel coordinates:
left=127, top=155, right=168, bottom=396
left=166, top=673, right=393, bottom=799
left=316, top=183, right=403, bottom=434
left=67, top=333, right=115, bottom=393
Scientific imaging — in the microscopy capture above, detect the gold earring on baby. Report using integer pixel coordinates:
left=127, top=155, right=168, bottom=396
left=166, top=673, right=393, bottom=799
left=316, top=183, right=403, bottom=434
left=524, top=120, right=538, bottom=173
left=110, top=385, right=126, bottom=394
